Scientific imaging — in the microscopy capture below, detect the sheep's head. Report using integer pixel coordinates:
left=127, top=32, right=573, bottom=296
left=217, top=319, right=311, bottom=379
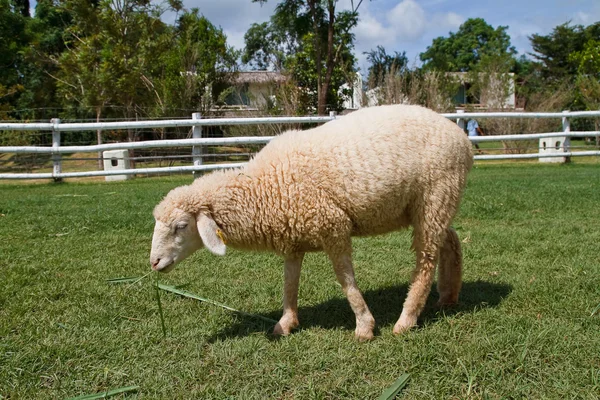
left=150, top=187, right=226, bottom=273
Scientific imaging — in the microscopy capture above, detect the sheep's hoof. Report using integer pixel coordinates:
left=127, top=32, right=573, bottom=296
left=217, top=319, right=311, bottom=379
left=393, top=315, right=417, bottom=335
left=354, top=327, right=374, bottom=342
left=354, top=320, right=375, bottom=341
left=436, top=297, right=459, bottom=308
left=273, top=317, right=298, bottom=336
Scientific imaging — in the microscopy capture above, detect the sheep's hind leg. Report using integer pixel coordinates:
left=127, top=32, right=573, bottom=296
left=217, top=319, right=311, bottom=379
left=326, top=243, right=375, bottom=341
left=436, top=227, right=462, bottom=307
left=394, top=187, right=459, bottom=334
left=273, top=253, right=304, bottom=336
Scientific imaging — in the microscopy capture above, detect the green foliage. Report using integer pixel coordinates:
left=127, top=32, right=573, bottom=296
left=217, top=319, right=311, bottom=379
left=286, top=27, right=356, bottom=113
left=364, top=46, right=408, bottom=89
left=420, top=18, right=516, bottom=72
left=529, top=22, right=600, bottom=84
left=569, top=39, right=600, bottom=78
left=51, top=2, right=237, bottom=127
left=156, top=9, right=239, bottom=117
left=242, top=22, right=280, bottom=70
left=0, top=0, right=30, bottom=118
left=243, top=0, right=312, bottom=71
left=243, top=0, right=358, bottom=114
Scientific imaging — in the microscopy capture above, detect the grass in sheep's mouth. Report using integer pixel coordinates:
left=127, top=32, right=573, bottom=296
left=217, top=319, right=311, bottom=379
left=2, top=162, right=600, bottom=398
left=154, top=273, right=167, bottom=338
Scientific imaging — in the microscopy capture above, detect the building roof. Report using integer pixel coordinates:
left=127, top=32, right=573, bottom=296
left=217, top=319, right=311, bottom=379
left=234, top=71, right=288, bottom=84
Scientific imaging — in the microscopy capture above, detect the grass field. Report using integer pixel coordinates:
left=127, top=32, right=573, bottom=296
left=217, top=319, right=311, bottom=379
left=1, top=162, right=599, bottom=399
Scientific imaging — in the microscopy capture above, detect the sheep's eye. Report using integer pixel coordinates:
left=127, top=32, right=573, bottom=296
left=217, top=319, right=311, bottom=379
left=175, top=222, right=188, bottom=231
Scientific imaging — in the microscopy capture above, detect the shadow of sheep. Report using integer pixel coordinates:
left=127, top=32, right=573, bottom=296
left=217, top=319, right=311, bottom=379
left=206, top=280, right=512, bottom=342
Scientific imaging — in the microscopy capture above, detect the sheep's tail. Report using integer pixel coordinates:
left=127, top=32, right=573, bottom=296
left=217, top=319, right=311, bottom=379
left=436, top=227, right=463, bottom=306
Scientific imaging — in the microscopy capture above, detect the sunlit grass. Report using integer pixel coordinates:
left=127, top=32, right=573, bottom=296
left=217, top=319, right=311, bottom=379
left=1, top=162, right=599, bottom=398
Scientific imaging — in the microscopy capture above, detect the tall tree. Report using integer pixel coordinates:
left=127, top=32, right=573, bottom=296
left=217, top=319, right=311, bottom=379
left=16, top=0, right=74, bottom=120
left=420, top=18, right=516, bottom=72
left=364, top=45, right=408, bottom=89
left=53, top=0, right=179, bottom=168
left=246, top=0, right=363, bottom=115
left=0, top=0, right=29, bottom=118
left=156, top=9, right=238, bottom=119
left=56, top=0, right=176, bottom=121
left=530, top=22, right=600, bottom=84
left=11, top=0, right=30, bottom=18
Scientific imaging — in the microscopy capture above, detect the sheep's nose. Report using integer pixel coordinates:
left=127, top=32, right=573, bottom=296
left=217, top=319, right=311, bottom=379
left=151, top=258, right=161, bottom=270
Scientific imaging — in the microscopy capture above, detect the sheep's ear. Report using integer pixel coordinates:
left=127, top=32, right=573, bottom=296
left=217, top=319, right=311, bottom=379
left=196, top=213, right=226, bottom=256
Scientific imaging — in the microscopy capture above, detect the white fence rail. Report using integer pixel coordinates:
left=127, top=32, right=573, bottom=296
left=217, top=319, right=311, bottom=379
left=1, top=110, right=599, bottom=180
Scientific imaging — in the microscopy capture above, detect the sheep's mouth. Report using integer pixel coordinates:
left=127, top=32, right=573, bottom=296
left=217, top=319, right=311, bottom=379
left=153, top=261, right=176, bottom=273
left=160, top=264, right=176, bottom=273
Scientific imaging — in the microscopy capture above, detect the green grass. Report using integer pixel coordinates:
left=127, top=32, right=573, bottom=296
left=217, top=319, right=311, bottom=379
left=1, top=162, right=599, bottom=399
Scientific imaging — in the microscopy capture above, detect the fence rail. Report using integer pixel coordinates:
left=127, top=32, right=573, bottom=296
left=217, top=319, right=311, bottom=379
left=0, top=116, right=335, bottom=132
left=1, top=110, right=599, bottom=180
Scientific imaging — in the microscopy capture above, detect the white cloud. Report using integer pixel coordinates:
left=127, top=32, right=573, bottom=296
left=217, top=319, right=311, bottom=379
left=355, top=12, right=394, bottom=44
left=432, top=12, right=464, bottom=31
left=353, top=0, right=465, bottom=54
left=350, top=0, right=469, bottom=72
left=572, top=5, right=600, bottom=26
left=387, top=0, right=427, bottom=40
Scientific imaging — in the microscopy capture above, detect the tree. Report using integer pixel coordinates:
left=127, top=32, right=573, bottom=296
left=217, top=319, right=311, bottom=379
left=569, top=38, right=600, bottom=78
left=246, top=0, right=363, bottom=115
left=570, top=37, right=600, bottom=145
left=56, top=0, right=177, bottom=119
left=10, top=0, right=30, bottom=18
left=529, top=22, right=600, bottom=84
left=16, top=0, right=74, bottom=120
left=364, top=45, right=408, bottom=89
left=52, top=0, right=179, bottom=168
left=156, top=9, right=238, bottom=120
left=0, top=0, right=29, bottom=118
left=420, top=18, right=516, bottom=72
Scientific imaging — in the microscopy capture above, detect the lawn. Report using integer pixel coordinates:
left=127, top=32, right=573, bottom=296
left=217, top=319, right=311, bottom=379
left=1, top=162, right=599, bottom=399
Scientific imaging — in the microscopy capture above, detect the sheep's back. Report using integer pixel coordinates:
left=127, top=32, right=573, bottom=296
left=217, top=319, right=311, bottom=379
left=245, top=104, right=473, bottom=236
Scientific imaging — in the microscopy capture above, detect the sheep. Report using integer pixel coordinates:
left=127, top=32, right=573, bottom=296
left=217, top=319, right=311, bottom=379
left=150, top=104, right=473, bottom=341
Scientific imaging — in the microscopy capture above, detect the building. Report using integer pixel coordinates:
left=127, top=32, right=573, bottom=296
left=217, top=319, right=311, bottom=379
left=225, top=71, right=288, bottom=110
left=448, top=72, right=516, bottom=110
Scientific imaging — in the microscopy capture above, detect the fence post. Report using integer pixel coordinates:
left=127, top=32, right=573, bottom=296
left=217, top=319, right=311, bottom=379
left=329, top=111, right=337, bottom=119
left=51, top=118, right=62, bottom=182
left=456, top=109, right=465, bottom=131
left=192, top=112, right=202, bottom=176
left=562, top=110, right=571, bottom=163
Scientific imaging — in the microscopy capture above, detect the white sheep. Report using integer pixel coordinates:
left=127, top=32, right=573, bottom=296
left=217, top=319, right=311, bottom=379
left=150, top=104, right=473, bottom=341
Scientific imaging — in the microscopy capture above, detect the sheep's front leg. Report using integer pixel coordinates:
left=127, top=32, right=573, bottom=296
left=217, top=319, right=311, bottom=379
left=273, top=253, right=304, bottom=336
left=327, top=246, right=375, bottom=341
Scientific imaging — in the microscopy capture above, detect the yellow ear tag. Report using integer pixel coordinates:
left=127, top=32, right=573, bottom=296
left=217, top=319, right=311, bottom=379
left=216, top=229, right=227, bottom=245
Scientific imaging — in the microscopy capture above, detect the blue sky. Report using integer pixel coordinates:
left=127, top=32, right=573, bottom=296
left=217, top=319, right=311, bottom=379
left=175, top=0, right=600, bottom=73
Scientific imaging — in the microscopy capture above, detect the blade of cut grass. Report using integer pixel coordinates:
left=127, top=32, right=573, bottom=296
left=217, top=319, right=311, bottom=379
left=66, top=385, right=139, bottom=399
left=591, top=302, right=600, bottom=317
left=126, top=271, right=153, bottom=288
left=106, top=277, right=142, bottom=284
left=155, top=274, right=167, bottom=337
left=158, top=283, right=278, bottom=325
left=377, top=373, right=410, bottom=400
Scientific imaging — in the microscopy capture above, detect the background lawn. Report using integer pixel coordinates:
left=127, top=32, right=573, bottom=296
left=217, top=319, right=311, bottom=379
left=1, top=162, right=599, bottom=399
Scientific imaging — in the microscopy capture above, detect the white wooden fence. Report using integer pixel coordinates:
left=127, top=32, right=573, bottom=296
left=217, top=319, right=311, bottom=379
left=0, top=110, right=599, bottom=180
